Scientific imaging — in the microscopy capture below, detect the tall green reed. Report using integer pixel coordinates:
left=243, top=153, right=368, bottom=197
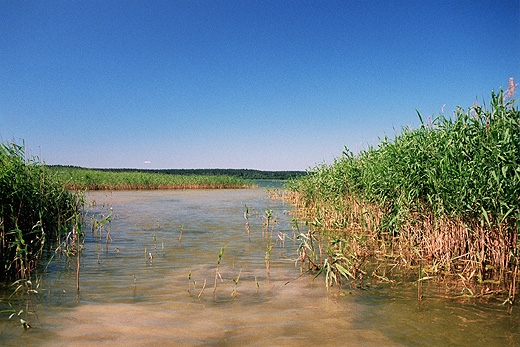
left=288, top=85, right=520, bottom=300
left=0, top=142, right=82, bottom=282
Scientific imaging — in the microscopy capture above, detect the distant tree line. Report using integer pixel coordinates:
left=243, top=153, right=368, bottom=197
left=49, top=166, right=307, bottom=180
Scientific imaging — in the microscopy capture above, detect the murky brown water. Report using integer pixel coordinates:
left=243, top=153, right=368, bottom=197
left=1, top=187, right=519, bottom=346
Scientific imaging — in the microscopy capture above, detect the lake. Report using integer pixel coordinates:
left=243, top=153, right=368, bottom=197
left=0, top=187, right=518, bottom=346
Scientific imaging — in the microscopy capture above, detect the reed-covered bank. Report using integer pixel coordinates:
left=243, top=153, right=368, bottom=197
left=1, top=147, right=255, bottom=281
left=49, top=166, right=255, bottom=190
left=79, top=167, right=306, bottom=180
left=0, top=143, right=82, bottom=281
left=287, top=86, right=520, bottom=306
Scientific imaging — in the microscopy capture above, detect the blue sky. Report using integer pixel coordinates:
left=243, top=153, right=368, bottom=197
left=1, top=1, right=519, bottom=171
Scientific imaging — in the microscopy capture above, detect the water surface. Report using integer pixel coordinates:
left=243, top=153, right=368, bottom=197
left=0, top=188, right=518, bottom=346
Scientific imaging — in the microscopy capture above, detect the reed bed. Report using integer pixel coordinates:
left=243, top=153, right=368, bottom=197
left=287, top=86, right=520, bottom=303
left=0, top=142, right=82, bottom=281
left=50, top=167, right=255, bottom=190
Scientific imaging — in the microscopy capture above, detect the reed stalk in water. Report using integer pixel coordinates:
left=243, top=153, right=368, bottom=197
left=244, top=205, right=251, bottom=241
left=231, top=269, right=242, bottom=298
left=198, top=279, right=206, bottom=299
left=265, top=244, right=272, bottom=278
left=213, top=247, right=225, bottom=294
left=263, top=209, right=273, bottom=237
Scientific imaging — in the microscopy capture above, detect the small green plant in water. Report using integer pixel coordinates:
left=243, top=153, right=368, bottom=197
left=92, top=210, right=112, bottom=251
left=263, top=209, right=273, bottom=236
left=213, top=247, right=225, bottom=294
left=231, top=269, right=242, bottom=298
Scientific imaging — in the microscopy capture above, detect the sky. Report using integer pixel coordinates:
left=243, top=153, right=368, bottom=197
left=1, top=1, right=519, bottom=171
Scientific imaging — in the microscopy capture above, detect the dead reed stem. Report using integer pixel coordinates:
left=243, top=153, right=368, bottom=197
left=288, top=190, right=520, bottom=299
left=198, top=279, right=206, bottom=299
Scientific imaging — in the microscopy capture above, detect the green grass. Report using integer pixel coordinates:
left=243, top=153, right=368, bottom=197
left=0, top=142, right=82, bottom=281
left=288, top=88, right=520, bottom=298
left=49, top=166, right=256, bottom=190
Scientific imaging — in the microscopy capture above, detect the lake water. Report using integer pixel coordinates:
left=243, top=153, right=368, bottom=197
left=0, top=187, right=519, bottom=346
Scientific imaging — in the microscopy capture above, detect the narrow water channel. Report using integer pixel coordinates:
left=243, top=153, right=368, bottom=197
left=0, top=187, right=518, bottom=346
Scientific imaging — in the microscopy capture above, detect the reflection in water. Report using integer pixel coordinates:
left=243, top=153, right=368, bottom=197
left=0, top=188, right=518, bottom=346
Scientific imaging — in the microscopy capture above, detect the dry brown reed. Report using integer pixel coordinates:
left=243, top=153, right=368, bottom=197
left=287, top=188, right=519, bottom=300
left=505, top=77, right=518, bottom=101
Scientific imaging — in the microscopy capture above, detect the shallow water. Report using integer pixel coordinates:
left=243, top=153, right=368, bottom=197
left=0, top=188, right=519, bottom=346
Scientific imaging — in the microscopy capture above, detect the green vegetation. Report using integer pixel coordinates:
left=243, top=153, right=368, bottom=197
left=0, top=142, right=81, bottom=282
left=49, top=166, right=255, bottom=190
left=288, top=88, right=520, bottom=305
left=51, top=166, right=306, bottom=181
left=1, top=143, right=291, bottom=281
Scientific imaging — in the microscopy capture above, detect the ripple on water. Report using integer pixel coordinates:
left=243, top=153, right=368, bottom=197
left=1, top=189, right=518, bottom=346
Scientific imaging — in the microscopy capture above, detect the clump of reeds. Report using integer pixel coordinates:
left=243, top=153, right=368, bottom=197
left=0, top=142, right=82, bottom=282
left=49, top=166, right=255, bottom=190
left=287, top=84, right=520, bottom=304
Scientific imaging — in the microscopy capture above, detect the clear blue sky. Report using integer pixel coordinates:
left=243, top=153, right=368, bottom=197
left=1, top=1, right=519, bottom=171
